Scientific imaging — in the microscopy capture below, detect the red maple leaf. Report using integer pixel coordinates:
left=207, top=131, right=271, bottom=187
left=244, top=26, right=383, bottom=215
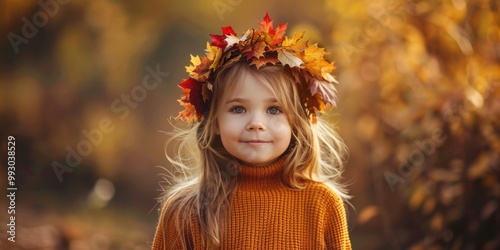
left=179, top=77, right=200, bottom=90
left=270, top=23, right=287, bottom=45
left=221, top=26, right=236, bottom=36
left=260, top=12, right=274, bottom=33
left=210, top=26, right=237, bottom=49
left=179, top=78, right=205, bottom=116
left=209, top=34, right=226, bottom=48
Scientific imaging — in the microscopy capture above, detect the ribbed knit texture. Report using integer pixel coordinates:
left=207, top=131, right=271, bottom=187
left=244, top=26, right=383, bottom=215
left=152, top=158, right=352, bottom=249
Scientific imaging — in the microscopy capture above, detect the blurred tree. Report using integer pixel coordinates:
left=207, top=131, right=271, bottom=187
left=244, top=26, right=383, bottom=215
left=329, top=0, right=499, bottom=249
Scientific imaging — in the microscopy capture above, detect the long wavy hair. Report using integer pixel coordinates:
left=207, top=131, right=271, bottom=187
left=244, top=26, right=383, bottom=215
left=158, top=61, right=349, bottom=249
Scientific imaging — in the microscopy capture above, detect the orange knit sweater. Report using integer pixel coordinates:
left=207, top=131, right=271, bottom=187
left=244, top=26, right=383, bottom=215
left=152, top=158, right=351, bottom=249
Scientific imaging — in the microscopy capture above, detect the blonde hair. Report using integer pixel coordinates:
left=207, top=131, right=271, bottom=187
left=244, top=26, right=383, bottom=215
left=159, top=61, right=349, bottom=249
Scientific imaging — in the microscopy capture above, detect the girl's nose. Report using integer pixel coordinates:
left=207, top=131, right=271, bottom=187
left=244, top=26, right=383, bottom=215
left=246, top=113, right=266, bottom=131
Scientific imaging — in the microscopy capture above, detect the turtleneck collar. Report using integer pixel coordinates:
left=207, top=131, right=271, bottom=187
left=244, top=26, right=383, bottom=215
left=237, top=157, right=286, bottom=190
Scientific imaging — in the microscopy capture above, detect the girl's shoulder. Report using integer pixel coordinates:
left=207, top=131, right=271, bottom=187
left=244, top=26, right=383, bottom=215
left=158, top=196, right=196, bottom=223
left=303, top=181, right=344, bottom=206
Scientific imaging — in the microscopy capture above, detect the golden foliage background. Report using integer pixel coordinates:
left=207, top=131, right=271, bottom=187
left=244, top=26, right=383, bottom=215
left=0, top=0, right=498, bottom=249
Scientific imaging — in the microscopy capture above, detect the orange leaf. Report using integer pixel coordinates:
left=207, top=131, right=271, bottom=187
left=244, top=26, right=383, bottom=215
left=270, top=23, right=287, bottom=45
left=258, top=12, right=288, bottom=45
left=246, top=41, right=267, bottom=59
left=305, top=93, right=326, bottom=112
left=282, top=32, right=307, bottom=51
left=250, top=57, right=278, bottom=69
left=177, top=99, right=198, bottom=123
left=192, top=57, right=212, bottom=81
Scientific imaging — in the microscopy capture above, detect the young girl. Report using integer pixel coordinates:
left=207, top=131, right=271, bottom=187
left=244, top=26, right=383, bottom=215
left=153, top=13, right=351, bottom=249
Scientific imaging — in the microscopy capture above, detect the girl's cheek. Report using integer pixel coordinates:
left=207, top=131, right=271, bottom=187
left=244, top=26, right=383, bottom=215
left=271, top=117, right=290, bottom=129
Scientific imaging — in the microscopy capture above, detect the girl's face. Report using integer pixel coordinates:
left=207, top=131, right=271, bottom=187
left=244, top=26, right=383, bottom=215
left=216, top=71, right=292, bottom=166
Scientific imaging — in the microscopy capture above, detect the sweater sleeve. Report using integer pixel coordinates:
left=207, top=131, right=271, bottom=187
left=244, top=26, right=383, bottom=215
left=324, top=192, right=352, bottom=250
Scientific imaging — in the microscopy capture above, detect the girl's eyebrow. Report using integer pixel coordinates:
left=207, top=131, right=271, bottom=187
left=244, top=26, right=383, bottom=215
left=225, top=98, right=278, bottom=104
left=226, top=98, right=245, bottom=104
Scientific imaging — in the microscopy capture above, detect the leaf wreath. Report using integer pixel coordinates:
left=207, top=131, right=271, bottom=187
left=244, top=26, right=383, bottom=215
left=177, top=12, right=340, bottom=123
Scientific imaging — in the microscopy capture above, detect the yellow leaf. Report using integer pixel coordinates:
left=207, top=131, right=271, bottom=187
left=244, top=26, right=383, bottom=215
left=192, top=57, right=212, bottom=81
left=185, top=54, right=201, bottom=75
left=299, top=43, right=337, bottom=79
left=302, top=43, right=326, bottom=62
left=282, top=31, right=305, bottom=47
left=190, top=54, right=201, bottom=66
left=205, top=43, right=222, bottom=70
left=321, top=63, right=336, bottom=79
left=305, top=61, right=333, bottom=79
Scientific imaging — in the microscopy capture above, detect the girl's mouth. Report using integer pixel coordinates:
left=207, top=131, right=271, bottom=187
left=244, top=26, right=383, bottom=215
left=242, top=140, right=270, bottom=145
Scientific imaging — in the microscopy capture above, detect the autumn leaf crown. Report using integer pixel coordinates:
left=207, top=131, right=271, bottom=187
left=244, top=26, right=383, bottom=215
left=177, top=12, right=339, bottom=123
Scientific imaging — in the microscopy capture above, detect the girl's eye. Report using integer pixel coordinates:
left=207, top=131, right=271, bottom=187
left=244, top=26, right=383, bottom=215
left=267, top=106, right=282, bottom=114
left=230, top=106, right=245, bottom=113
